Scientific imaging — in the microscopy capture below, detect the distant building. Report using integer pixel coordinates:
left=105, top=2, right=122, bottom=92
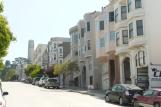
left=47, top=37, right=70, bottom=66
left=28, top=40, right=34, bottom=64
left=33, top=44, right=47, bottom=68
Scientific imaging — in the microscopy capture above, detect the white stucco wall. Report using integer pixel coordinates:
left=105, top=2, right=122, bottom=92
left=145, top=0, right=161, bottom=64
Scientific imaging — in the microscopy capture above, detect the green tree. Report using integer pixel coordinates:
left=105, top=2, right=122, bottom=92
left=25, top=64, right=34, bottom=76
left=30, top=65, right=41, bottom=78
left=5, top=68, right=16, bottom=81
left=67, top=61, right=79, bottom=73
left=0, top=2, right=15, bottom=69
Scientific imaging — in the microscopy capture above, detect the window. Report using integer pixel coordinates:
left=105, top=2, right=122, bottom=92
left=115, top=8, right=119, bottom=23
left=128, top=0, right=132, bottom=12
left=122, top=30, right=128, bottom=44
left=135, top=0, right=142, bottom=9
left=110, top=32, right=115, bottom=40
left=129, top=22, right=133, bottom=39
left=109, top=11, right=114, bottom=22
left=60, top=60, right=62, bottom=64
left=136, top=20, right=144, bottom=36
left=100, top=38, right=105, bottom=48
left=81, top=28, right=84, bottom=38
left=138, top=51, right=145, bottom=66
left=121, top=6, right=127, bottom=20
left=143, top=90, right=155, bottom=96
left=59, top=49, right=62, bottom=54
left=99, top=20, right=104, bottom=30
left=112, top=85, right=118, bottom=92
left=90, top=76, right=93, bottom=85
left=87, top=22, right=90, bottom=32
left=116, top=32, right=120, bottom=46
left=88, top=40, right=91, bottom=50
left=135, top=54, right=138, bottom=66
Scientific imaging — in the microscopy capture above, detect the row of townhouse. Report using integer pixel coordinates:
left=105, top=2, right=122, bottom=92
left=67, top=0, right=161, bottom=90
left=31, top=37, right=70, bottom=72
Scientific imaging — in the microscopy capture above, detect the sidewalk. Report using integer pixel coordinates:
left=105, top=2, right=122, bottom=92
left=64, top=87, right=105, bottom=100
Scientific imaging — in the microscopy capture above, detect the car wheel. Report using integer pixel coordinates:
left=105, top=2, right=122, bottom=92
left=133, top=100, right=139, bottom=107
left=154, top=103, right=160, bottom=107
left=119, top=97, right=123, bottom=105
left=105, top=95, right=110, bottom=102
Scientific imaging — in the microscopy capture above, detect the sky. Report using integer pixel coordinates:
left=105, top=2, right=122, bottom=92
left=3, top=0, right=109, bottom=62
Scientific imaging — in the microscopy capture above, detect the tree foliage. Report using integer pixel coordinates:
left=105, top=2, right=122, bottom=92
left=25, top=64, right=41, bottom=78
left=0, top=2, right=15, bottom=69
left=53, top=61, right=79, bottom=75
left=5, top=68, right=16, bottom=81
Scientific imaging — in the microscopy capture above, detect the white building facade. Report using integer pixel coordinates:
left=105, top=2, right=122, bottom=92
left=33, top=44, right=47, bottom=68
left=103, top=0, right=161, bottom=89
left=47, top=37, right=70, bottom=66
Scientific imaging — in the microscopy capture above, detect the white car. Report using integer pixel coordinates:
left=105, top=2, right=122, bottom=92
left=0, top=82, right=8, bottom=107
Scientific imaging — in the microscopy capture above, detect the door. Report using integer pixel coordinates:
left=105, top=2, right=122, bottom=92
left=115, top=85, right=125, bottom=102
left=110, top=85, right=118, bottom=101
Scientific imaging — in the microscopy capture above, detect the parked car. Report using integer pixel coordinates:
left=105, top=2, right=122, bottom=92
left=32, top=77, right=40, bottom=85
left=0, top=80, right=9, bottom=107
left=105, top=84, right=143, bottom=105
left=38, top=77, right=47, bottom=87
left=44, top=78, right=59, bottom=89
left=133, top=88, right=161, bottom=107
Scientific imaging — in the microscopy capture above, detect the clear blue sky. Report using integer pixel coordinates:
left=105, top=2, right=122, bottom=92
left=3, top=0, right=109, bottom=62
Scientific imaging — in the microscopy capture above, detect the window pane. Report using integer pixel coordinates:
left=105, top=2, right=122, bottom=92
left=115, top=8, right=119, bottom=23
left=136, top=20, right=143, bottom=36
left=135, top=0, right=142, bottom=9
left=121, top=6, right=127, bottom=20
left=122, top=30, right=128, bottom=44
left=81, top=28, right=84, bottom=37
left=110, top=32, right=115, bottom=40
left=100, top=20, right=104, bottom=30
left=100, top=38, right=105, bottom=48
left=116, top=32, right=120, bottom=46
left=109, top=11, right=114, bottom=22
left=128, top=0, right=132, bottom=12
left=87, top=22, right=90, bottom=32
left=88, top=40, right=91, bottom=50
left=129, top=22, right=133, bottom=38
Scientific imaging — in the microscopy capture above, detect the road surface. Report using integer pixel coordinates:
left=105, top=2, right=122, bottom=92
left=2, top=82, right=130, bottom=107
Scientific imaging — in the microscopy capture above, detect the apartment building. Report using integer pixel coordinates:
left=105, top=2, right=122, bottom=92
left=69, top=11, right=102, bottom=89
left=69, top=26, right=80, bottom=87
left=96, top=0, right=161, bottom=89
left=33, top=44, right=47, bottom=68
left=47, top=37, right=70, bottom=66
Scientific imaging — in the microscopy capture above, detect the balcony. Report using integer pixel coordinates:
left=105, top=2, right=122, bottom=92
left=116, top=45, right=128, bottom=55
left=114, top=19, right=128, bottom=31
left=79, top=55, right=85, bottom=62
left=106, top=41, right=116, bottom=54
left=128, top=36, right=146, bottom=49
left=96, top=47, right=108, bottom=62
left=127, top=8, right=144, bottom=21
left=85, top=50, right=92, bottom=58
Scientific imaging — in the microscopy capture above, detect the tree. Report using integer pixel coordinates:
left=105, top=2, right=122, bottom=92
left=25, top=64, right=34, bottom=76
left=0, top=2, right=15, bottom=69
left=30, top=65, right=41, bottom=78
left=5, top=68, right=16, bottom=81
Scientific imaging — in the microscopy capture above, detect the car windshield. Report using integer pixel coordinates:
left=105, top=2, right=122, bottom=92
left=48, top=79, right=57, bottom=82
left=122, top=84, right=142, bottom=90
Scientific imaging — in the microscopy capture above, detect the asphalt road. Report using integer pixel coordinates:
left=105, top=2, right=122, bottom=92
left=2, top=82, right=131, bottom=107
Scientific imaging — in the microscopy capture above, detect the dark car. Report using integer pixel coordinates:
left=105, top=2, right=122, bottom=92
left=133, top=88, right=161, bottom=107
left=105, top=84, right=143, bottom=105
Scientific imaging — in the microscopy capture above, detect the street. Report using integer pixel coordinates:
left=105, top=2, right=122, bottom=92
left=1, top=82, right=131, bottom=107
